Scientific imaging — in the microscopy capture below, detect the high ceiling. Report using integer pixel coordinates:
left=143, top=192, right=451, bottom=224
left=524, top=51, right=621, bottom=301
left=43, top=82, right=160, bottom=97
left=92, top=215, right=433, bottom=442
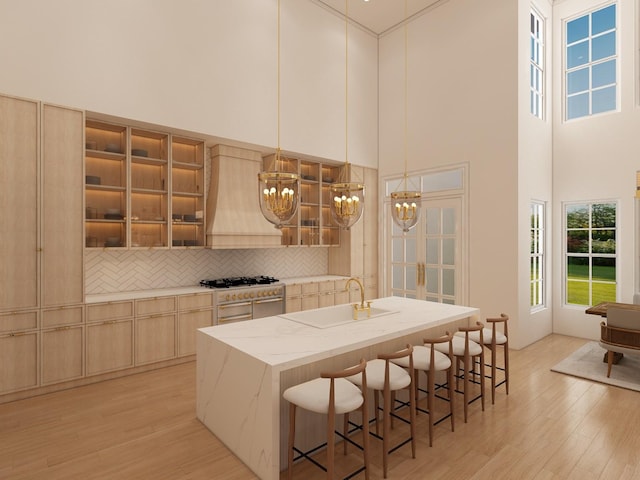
left=316, top=0, right=443, bottom=35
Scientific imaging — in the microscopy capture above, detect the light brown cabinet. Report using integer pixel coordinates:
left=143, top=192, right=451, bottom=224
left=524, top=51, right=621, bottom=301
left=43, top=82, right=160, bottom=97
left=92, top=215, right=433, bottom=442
left=86, top=301, right=134, bottom=376
left=177, top=293, right=213, bottom=357
left=0, top=95, right=39, bottom=311
left=0, top=310, right=39, bottom=394
left=41, top=104, right=84, bottom=307
left=85, top=120, right=205, bottom=249
left=262, top=155, right=341, bottom=247
left=134, top=297, right=177, bottom=365
left=329, top=166, right=378, bottom=300
left=41, top=325, right=84, bottom=385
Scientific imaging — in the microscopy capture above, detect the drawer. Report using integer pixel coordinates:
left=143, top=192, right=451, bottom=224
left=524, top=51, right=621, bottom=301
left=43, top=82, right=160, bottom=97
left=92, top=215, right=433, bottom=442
left=318, top=280, right=334, bottom=293
left=0, top=310, right=38, bottom=334
left=42, top=305, right=84, bottom=328
left=86, top=301, right=134, bottom=323
left=136, top=296, right=177, bottom=316
left=178, top=293, right=213, bottom=311
left=301, top=282, right=318, bottom=295
left=334, top=279, right=348, bottom=290
left=285, top=284, right=301, bottom=297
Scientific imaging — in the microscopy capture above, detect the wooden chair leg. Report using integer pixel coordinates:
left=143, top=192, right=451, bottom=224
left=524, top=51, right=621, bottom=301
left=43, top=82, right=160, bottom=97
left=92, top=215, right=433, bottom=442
left=288, top=404, right=296, bottom=480
left=607, top=350, right=614, bottom=377
left=382, top=386, right=391, bottom=478
left=504, top=342, right=510, bottom=395
left=374, top=390, right=380, bottom=436
left=463, top=353, right=469, bottom=423
left=448, top=363, right=455, bottom=433
left=327, top=406, right=335, bottom=480
left=343, top=412, right=349, bottom=455
left=479, top=351, right=485, bottom=412
left=362, top=396, right=370, bottom=480
left=427, top=369, right=435, bottom=447
left=490, top=346, right=497, bottom=404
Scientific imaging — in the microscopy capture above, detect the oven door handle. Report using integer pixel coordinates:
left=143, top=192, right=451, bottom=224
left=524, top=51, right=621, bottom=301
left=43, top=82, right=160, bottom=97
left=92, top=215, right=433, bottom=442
left=219, top=301, right=252, bottom=309
left=218, top=313, right=253, bottom=323
left=254, top=298, right=283, bottom=305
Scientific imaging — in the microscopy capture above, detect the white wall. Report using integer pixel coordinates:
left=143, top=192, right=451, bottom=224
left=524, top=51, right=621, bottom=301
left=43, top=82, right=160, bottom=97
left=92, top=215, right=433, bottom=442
left=517, top=0, right=554, bottom=346
left=379, top=0, right=528, bottom=347
left=0, top=0, right=378, bottom=168
left=552, top=0, right=639, bottom=339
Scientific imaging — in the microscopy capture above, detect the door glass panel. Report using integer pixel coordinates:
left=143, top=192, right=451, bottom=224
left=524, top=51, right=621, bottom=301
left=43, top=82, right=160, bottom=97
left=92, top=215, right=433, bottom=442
left=425, top=296, right=439, bottom=302
left=426, top=238, right=439, bottom=264
left=443, top=238, right=455, bottom=265
left=406, top=238, right=417, bottom=263
left=426, top=208, right=440, bottom=234
left=426, top=268, right=438, bottom=294
left=443, top=269, right=455, bottom=296
left=392, top=238, right=403, bottom=262
left=443, top=208, right=455, bottom=235
left=406, top=265, right=417, bottom=291
left=443, top=298, right=455, bottom=305
left=392, top=265, right=404, bottom=289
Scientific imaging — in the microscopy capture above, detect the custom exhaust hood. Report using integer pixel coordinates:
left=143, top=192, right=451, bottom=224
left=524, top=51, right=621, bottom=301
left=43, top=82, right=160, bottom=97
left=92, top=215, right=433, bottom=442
left=206, top=144, right=282, bottom=248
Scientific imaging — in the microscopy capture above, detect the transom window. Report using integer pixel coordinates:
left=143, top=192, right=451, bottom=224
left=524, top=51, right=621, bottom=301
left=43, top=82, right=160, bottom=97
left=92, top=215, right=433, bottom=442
left=530, top=7, right=544, bottom=119
left=565, top=3, right=617, bottom=120
left=565, top=201, right=617, bottom=306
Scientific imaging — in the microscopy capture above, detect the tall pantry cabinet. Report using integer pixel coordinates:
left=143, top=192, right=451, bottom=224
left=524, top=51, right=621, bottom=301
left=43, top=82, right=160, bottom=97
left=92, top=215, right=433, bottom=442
left=0, top=94, right=84, bottom=394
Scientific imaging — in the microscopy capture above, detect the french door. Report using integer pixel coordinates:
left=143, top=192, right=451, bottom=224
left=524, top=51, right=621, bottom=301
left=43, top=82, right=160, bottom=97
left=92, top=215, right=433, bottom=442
left=388, top=196, right=465, bottom=305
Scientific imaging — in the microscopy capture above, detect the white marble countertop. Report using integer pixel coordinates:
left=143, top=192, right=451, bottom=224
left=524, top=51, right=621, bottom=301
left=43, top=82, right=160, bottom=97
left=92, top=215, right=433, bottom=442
left=278, top=275, right=349, bottom=285
left=85, top=286, right=212, bottom=304
left=198, top=296, right=479, bottom=370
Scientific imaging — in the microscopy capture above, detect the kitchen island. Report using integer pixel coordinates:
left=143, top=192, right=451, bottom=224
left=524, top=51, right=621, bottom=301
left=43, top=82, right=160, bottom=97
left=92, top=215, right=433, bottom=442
left=196, top=296, right=479, bottom=480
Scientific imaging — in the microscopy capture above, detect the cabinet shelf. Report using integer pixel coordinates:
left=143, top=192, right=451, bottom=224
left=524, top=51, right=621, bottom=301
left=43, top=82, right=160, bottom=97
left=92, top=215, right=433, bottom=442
left=131, top=156, right=167, bottom=166
left=172, top=160, right=203, bottom=170
left=172, top=191, right=203, bottom=198
left=86, top=184, right=126, bottom=193
left=131, top=188, right=168, bottom=195
left=86, top=149, right=126, bottom=161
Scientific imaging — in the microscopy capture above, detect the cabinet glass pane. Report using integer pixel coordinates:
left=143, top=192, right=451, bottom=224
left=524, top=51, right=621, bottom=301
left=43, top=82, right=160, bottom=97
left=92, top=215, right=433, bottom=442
left=392, top=265, right=404, bottom=289
left=405, top=238, right=416, bottom=263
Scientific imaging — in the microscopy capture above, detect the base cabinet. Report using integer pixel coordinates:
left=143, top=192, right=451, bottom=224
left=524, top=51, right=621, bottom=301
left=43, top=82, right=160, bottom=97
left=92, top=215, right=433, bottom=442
left=178, top=309, right=212, bottom=356
left=135, top=314, right=176, bottom=365
left=0, top=331, right=39, bottom=394
left=41, top=326, right=84, bottom=385
left=86, top=319, right=134, bottom=376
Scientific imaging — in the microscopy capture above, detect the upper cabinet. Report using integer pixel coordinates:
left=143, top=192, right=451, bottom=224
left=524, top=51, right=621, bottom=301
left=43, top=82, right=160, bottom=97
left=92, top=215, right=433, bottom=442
left=85, top=119, right=205, bottom=249
left=0, top=95, right=84, bottom=311
left=262, top=154, right=341, bottom=247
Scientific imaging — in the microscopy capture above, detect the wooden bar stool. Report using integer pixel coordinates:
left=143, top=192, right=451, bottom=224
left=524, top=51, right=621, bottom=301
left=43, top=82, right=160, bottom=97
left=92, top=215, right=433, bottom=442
left=283, top=358, right=370, bottom=480
left=347, top=345, right=416, bottom=478
left=392, top=332, right=455, bottom=447
left=435, top=322, right=485, bottom=423
left=469, top=313, right=509, bottom=404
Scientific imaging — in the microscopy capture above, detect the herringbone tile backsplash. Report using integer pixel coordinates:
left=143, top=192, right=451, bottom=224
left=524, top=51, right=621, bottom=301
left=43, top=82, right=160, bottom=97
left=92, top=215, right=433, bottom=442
left=85, top=248, right=328, bottom=294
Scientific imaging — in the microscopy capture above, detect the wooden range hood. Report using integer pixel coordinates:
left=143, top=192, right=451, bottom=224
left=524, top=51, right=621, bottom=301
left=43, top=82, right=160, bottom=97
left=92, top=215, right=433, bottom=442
left=206, top=144, right=282, bottom=248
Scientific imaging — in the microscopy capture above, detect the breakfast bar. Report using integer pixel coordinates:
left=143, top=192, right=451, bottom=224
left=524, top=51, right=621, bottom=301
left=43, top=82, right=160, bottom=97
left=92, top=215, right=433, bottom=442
left=196, top=296, right=479, bottom=479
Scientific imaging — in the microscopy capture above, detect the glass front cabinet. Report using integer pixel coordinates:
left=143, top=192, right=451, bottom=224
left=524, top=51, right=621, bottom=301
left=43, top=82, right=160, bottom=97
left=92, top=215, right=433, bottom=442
left=85, top=120, right=205, bottom=249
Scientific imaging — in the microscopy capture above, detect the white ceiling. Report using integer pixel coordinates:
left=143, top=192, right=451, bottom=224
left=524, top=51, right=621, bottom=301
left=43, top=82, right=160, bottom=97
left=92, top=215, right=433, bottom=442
left=315, top=0, right=443, bottom=35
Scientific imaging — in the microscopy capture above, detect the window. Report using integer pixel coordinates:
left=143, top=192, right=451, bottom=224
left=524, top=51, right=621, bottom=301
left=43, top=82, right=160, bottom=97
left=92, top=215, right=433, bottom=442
left=565, top=3, right=617, bottom=120
left=565, top=201, right=617, bottom=306
left=530, top=8, right=544, bottom=119
left=530, top=202, right=545, bottom=309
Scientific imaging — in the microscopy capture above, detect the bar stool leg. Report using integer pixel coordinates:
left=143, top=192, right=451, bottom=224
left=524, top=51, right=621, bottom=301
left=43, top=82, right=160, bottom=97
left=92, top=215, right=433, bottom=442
left=288, top=403, right=296, bottom=480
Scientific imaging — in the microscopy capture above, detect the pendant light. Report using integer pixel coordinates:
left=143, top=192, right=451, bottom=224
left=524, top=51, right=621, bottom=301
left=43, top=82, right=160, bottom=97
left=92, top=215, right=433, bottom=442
left=330, top=0, right=365, bottom=230
left=258, top=0, right=299, bottom=229
left=390, top=0, right=421, bottom=233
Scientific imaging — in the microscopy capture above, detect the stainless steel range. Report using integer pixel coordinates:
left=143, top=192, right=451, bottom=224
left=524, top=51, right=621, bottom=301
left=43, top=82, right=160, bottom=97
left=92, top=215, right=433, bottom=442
left=200, top=276, right=285, bottom=324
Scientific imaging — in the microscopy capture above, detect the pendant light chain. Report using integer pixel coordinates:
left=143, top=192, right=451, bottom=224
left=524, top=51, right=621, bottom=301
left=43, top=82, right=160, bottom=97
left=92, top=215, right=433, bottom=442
left=345, top=0, right=349, bottom=166
left=390, top=0, right=421, bottom=233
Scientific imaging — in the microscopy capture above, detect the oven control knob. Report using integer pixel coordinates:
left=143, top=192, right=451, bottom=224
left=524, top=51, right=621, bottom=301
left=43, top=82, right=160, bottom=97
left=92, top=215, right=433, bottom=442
left=258, top=291, right=263, bottom=297
left=270, top=290, right=275, bottom=296
left=232, top=294, right=236, bottom=300
left=245, top=293, right=250, bottom=299
left=225, top=294, right=230, bottom=301
left=250, top=293, right=254, bottom=298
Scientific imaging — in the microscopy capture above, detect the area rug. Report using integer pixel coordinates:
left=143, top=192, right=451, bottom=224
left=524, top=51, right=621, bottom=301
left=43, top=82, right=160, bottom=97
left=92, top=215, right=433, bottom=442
left=551, top=341, right=640, bottom=392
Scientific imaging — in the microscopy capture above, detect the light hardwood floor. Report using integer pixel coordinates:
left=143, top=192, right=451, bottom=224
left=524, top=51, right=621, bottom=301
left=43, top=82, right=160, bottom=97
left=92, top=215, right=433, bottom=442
left=1, top=334, right=639, bottom=480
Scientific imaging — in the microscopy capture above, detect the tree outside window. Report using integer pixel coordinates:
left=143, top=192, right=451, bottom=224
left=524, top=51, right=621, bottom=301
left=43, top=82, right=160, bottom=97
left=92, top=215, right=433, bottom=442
left=565, top=202, right=617, bottom=306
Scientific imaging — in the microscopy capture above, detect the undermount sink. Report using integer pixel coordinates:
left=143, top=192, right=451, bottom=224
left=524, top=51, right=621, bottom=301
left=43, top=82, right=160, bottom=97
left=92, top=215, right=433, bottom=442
left=280, top=303, right=398, bottom=329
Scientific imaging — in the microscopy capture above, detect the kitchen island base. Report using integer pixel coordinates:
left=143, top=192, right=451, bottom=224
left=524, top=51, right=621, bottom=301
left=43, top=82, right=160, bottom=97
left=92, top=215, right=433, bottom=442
left=196, top=297, right=479, bottom=479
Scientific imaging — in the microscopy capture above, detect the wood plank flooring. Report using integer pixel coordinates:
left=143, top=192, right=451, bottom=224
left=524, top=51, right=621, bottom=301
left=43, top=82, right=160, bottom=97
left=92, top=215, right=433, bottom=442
left=1, top=334, right=639, bottom=479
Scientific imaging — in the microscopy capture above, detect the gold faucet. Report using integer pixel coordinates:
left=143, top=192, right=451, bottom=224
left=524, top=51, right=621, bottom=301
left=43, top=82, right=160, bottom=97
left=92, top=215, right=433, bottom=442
left=345, top=277, right=371, bottom=319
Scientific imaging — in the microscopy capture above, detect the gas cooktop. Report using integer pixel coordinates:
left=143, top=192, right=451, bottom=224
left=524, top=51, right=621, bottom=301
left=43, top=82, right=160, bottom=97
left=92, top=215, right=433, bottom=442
left=200, top=276, right=279, bottom=289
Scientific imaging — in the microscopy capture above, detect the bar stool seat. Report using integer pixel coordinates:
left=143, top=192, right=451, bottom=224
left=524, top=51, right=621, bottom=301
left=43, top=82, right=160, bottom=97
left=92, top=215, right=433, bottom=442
left=283, top=359, right=370, bottom=480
